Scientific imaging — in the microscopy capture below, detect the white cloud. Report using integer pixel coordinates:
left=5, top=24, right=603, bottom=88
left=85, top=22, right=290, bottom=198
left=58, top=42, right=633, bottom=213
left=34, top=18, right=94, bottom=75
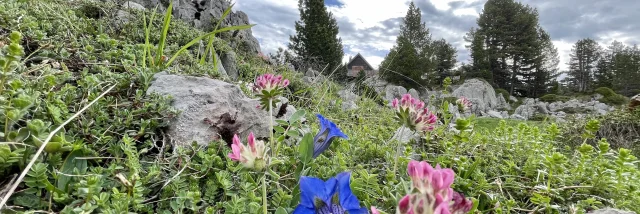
left=236, top=0, right=639, bottom=79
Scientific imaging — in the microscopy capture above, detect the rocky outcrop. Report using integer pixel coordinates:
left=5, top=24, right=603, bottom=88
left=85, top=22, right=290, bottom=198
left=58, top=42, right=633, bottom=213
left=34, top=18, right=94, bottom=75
left=511, top=98, right=614, bottom=120
left=362, top=76, right=389, bottom=94
left=220, top=52, right=238, bottom=80
left=127, top=0, right=261, bottom=54
left=146, top=72, right=297, bottom=146
left=338, top=88, right=359, bottom=110
left=452, top=78, right=500, bottom=114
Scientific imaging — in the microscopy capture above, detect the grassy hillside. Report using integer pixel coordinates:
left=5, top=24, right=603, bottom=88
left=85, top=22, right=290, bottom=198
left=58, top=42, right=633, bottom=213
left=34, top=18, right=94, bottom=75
left=0, top=0, right=639, bottom=213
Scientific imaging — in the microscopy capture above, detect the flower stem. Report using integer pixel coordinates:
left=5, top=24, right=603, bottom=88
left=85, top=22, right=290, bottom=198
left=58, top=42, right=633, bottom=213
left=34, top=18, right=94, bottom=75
left=392, top=125, right=405, bottom=175
left=268, top=98, right=275, bottom=156
left=262, top=174, right=268, bottom=214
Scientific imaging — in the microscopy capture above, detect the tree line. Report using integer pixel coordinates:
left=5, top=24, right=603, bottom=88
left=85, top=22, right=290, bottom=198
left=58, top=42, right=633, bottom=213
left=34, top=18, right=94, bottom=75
left=274, top=0, right=639, bottom=98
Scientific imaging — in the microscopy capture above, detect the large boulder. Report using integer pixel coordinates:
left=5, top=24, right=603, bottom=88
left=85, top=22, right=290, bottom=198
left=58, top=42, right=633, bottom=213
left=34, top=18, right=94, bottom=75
left=363, top=76, right=389, bottom=94
left=452, top=78, right=499, bottom=114
left=128, top=0, right=261, bottom=54
left=408, top=88, right=420, bottom=99
left=385, top=85, right=408, bottom=105
left=146, top=72, right=289, bottom=147
left=338, top=89, right=359, bottom=110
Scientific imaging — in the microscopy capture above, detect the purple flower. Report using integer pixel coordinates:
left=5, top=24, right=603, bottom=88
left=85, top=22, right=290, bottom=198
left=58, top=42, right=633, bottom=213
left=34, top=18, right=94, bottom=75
left=312, top=114, right=348, bottom=158
left=293, top=172, right=368, bottom=214
left=391, top=94, right=438, bottom=133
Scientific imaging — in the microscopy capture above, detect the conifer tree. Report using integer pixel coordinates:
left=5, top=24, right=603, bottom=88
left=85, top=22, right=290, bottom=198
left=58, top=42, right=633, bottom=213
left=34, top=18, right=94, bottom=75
left=380, top=1, right=437, bottom=89
left=289, top=0, right=344, bottom=77
left=566, top=38, right=601, bottom=92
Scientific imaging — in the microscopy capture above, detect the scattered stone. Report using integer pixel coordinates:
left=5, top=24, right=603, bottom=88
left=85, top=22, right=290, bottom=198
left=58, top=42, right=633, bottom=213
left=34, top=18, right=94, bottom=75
left=146, top=72, right=271, bottom=147
left=220, top=51, right=238, bottom=80
left=509, top=95, right=518, bottom=102
left=391, top=126, right=421, bottom=144
left=487, top=110, right=503, bottom=119
left=385, top=85, right=408, bottom=105
left=338, top=89, right=359, bottom=110
left=408, top=88, right=420, bottom=99
left=588, top=208, right=635, bottom=214
left=630, top=94, right=640, bottom=110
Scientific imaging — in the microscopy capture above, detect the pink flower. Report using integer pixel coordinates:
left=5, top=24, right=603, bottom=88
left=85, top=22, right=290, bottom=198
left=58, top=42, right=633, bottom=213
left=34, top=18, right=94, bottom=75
left=371, top=206, right=380, bottom=214
left=227, top=132, right=268, bottom=170
left=397, top=160, right=473, bottom=214
left=455, top=97, right=472, bottom=112
left=253, top=73, right=290, bottom=99
left=391, top=94, right=438, bottom=133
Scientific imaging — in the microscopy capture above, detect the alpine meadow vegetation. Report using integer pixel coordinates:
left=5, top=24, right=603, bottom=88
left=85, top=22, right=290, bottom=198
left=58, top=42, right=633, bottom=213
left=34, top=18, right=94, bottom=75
left=0, top=0, right=639, bottom=214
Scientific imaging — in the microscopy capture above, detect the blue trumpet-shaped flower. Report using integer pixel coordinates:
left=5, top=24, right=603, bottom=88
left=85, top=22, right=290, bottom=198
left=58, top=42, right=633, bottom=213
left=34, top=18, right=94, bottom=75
left=293, top=172, right=368, bottom=214
left=313, top=114, right=349, bottom=158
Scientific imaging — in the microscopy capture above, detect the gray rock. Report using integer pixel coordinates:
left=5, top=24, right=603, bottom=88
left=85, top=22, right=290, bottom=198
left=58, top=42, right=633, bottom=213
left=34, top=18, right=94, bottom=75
left=338, top=89, right=359, bottom=102
left=123, top=1, right=145, bottom=10
left=496, top=95, right=510, bottom=110
left=342, top=101, right=358, bottom=110
left=146, top=72, right=271, bottom=146
left=452, top=79, right=499, bottom=114
left=220, top=52, right=238, bottom=80
left=510, top=114, right=526, bottom=120
left=215, top=53, right=228, bottom=77
left=305, top=68, right=320, bottom=77
left=588, top=208, right=635, bottom=214
left=408, top=89, right=420, bottom=99
left=391, top=126, right=421, bottom=144
left=362, top=76, right=389, bottom=94
left=385, top=85, right=408, bottom=105
left=487, top=110, right=503, bottom=119
left=130, top=0, right=261, bottom=54
left=500, top=111, right=509, bottom=119
left=509, top=95, right=518, bottom=102
left=595, top=102, right=609, bottom=111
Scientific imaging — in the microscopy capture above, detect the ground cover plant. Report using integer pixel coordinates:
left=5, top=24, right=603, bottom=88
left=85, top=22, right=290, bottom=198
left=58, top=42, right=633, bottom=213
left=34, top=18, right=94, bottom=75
left=0, top=0, right=639, bottom=213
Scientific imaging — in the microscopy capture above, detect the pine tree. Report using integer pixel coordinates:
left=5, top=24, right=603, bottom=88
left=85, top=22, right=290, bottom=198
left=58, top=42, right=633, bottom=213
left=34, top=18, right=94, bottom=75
left=432, top=39, right=457, bottom=85
left=289, top=0, right=344, bottom=77
left=566, top=38, right=601, bottom=92
left=469, top=0, right=555, bottom=97
left=380, top=1, right=438, bottom=89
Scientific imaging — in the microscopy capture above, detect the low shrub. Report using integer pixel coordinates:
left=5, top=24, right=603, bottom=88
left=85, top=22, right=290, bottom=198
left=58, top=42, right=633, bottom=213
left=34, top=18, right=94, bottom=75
left=495, top=88, right=510, bottom=101
left=594, top=87, right=628, bottom=105
left=595, top=87, right=616, bottom=97
left=539, top=94, right=571, bottom=102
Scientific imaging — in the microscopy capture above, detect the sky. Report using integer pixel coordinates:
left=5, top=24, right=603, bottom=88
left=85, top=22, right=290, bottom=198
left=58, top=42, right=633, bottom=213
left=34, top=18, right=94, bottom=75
left=234, top=0, right=640, bottom=72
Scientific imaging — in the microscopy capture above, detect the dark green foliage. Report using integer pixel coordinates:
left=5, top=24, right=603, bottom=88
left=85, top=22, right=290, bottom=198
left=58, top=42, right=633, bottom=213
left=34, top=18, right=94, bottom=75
left=539, top=94, right=570, bottom=102
left=595, top=87, right=616, bottom=97
left=466, top=0, right=559, bottom=98
left=380, top=2, right=456, bottom=89
left=495, top=88, right=510, bottom=101
left=595, top=87, right=628, bottom=105
left=566, top=38, right=602, bottom=93
left=289, top=0, right=344, bottom=78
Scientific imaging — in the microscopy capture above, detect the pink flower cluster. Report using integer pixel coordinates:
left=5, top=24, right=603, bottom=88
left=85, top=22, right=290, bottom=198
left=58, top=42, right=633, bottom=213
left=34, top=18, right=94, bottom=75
left=253, top=73, right=290, bottom=94
left=391, top=94, right=438, bottom=132
left=397, top=160, right=473, bottom=214
left=455, top=97, right=472, bottom=112
left=228, top=133, right=268, bottom=170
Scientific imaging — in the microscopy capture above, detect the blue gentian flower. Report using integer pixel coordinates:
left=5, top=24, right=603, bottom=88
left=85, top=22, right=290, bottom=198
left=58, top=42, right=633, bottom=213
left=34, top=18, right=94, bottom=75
left=293, top=172, right=369, bottom=214
left=313, top=114, right=349, bottom=158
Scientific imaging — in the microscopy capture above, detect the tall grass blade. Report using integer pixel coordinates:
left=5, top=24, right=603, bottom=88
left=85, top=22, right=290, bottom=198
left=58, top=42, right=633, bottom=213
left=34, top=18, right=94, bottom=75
left=165, top=24, right=255, bottom=67
left=156, top=1, right=173, bottom=68
left=200, top=3, right=235, bottom=64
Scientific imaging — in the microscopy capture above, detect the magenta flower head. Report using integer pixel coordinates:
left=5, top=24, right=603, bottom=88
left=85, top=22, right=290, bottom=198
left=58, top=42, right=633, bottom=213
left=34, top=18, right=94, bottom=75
left=227, top=132, right=268, bottom=171
left=455, top=97, right=472, bottom=112
left=397, top=160, right=473, bottom=214
left=391, top=94, right=438, bottom=133
left=253, top=73, right=290, bottom=109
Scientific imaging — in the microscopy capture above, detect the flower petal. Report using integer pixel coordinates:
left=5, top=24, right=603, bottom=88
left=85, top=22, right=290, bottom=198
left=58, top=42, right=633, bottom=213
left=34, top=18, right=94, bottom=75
left=292, top=204, right=315, bottom=214
left=347, top=207, right=370, bottom=214
left=336, top=172, right=362, bottom=210
left=299, top=176, right=327, bottom=208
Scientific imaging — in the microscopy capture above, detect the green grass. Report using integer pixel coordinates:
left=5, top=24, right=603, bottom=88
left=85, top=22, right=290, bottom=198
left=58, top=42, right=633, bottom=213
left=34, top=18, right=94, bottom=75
left=475, top=117, right=544, bottom=131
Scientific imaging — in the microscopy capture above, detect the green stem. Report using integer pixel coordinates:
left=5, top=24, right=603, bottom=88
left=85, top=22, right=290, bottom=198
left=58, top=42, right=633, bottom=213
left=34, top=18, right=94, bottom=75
left=392, top=125, right=406, bottom=175
left=262, top=174, right=268, bottom=214
left=269, top=99, right=276, bottom=157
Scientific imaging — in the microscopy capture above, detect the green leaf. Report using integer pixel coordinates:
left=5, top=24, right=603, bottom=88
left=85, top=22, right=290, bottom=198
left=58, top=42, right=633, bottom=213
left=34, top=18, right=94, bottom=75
left=274, top=126, right=285, bottom=133
left=286, top=130, right=300, bottom=137
left=57, top=149, right=88, bottom=192
left=298, top=133, right=314, bottom=164
left=275, top=207, right=288, bottom=214
left=156, top=1, right=173, bottom=67
left=289, top=109, right=306, bottom=123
